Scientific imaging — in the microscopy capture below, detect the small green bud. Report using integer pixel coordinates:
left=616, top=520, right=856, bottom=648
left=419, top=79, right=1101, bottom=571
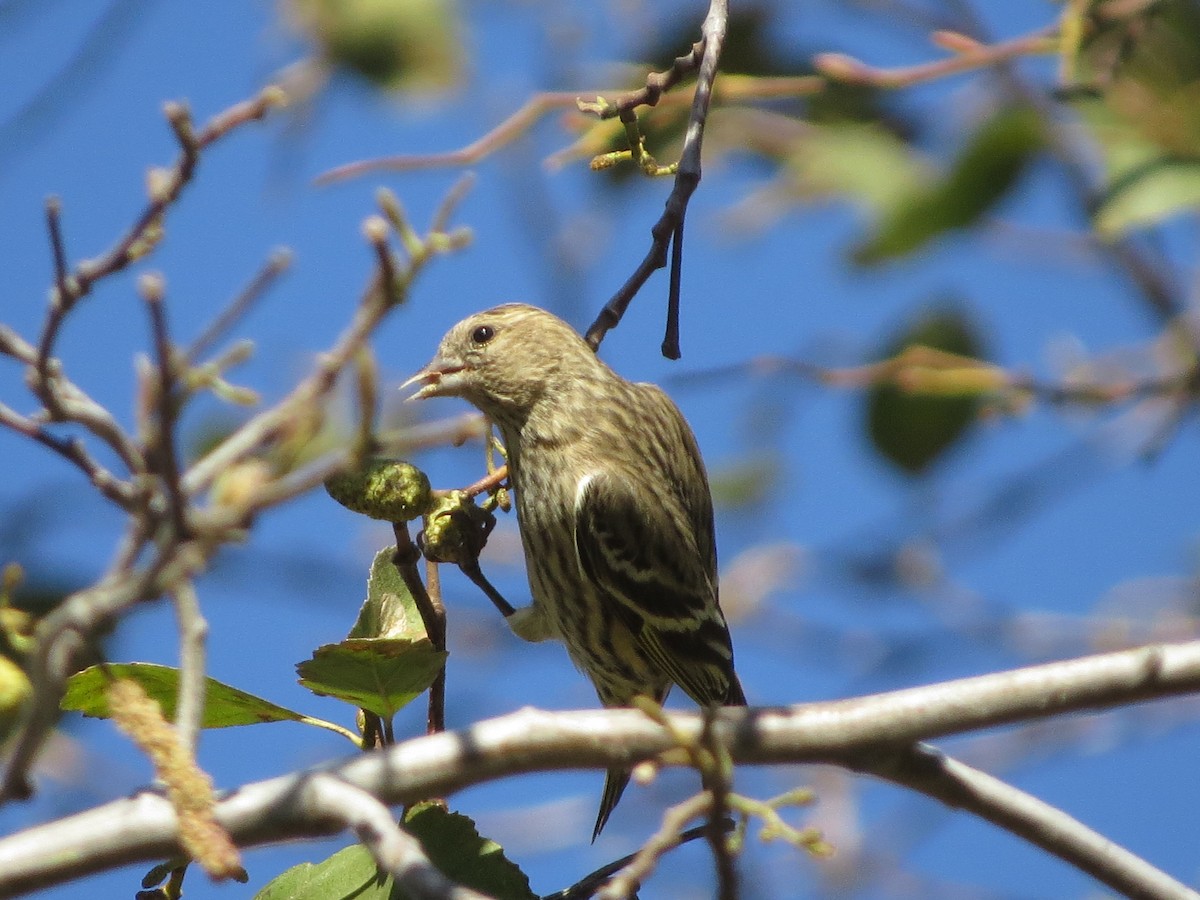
left=418, top=491, right=495, bottom=565
left=324, top=458, right=432, bottom=522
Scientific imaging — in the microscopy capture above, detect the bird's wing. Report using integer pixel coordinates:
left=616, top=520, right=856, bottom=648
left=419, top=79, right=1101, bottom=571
left=573, top=470, right=741, bottom=706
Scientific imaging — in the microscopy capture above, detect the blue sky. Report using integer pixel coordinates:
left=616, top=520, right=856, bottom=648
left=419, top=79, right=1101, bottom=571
left=1, top=2, right=1198, bottom=898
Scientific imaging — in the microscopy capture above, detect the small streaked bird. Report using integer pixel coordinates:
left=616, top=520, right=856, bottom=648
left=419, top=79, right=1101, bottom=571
left=406, top=303, right=745, bottom=839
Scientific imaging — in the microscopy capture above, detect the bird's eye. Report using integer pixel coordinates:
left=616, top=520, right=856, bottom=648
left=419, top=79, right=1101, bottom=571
left=471, top=325, right=495, bottom=345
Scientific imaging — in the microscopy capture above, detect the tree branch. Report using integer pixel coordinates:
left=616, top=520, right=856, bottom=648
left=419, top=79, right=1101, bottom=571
left=3, top=640, right=1200, bottom=897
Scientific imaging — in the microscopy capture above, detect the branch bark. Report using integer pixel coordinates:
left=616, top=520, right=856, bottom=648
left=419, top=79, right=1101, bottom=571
left=2, top=640, right=1199, bottom=897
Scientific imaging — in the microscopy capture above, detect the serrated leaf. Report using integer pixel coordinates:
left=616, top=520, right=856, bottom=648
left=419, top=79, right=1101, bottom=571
left=349, top=547, right=428, bottom=641
left=854, top=107, right=1043, bottom=264
left=401, top=802, right=535, bottom=900
left=253, top=804, right=535, bottom=900
left=62, top=663, right=309, bottom=728
left=296, top=639, right=446, bottom=718
left=865, top=307, right=987, bottom=476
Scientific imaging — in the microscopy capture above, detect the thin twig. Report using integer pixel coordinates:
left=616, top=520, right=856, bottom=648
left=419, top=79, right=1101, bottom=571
left=184, top=249, right=292, bottom=364
left=600, top=793, right=713, bottom=899
left=183, top=186, right=469, bottom=497
left=544, top=820, right=722, bottom=900
left=699, top=709, right=738, bottom=900
left=863, top=743, right=1199, bottom=900
left=393, top=524, right=446, bottom=736
left=584, top=0, right=729, bottom=357
left=170, top=581, right=208, bottom=755
left=316, top=76, right=821, bottom=183
left=459, top=465, right=508, bottom=499
left=0, top=403, right=136, bottom=508
left=142, top=274, right=189, bottom=539
left=813, top=24, right=1056, bottom=88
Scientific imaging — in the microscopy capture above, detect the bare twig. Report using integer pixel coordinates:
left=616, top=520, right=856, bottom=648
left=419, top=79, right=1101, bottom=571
left=813, top=25, right=1056, bottom=88
left=393, top=524, right=446, bottom=737
left=184, top=249, right=292, bottom=364
left=584, top=0, right=729, bottom=357
left=170, top=581, right=208, bottom=756
left=141, top=273, right=189, bottom=539
left=0, top=402, right=136, bottom=508
left=182, top=183, right=471, bottom=498
left=600, top=793, right=712, bottom=899
left=545, top=820, right=721, bottom=900
left=316, top=76, right=820, bottom=184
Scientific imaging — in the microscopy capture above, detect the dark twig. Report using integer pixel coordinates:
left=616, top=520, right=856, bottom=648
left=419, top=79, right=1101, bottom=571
left=456, top=558, right=516, bottom=618
left=141, top=274, right=188, bottom=539
left=0, top=403, right=135, bottom=508
left=662, top=220, right=684, bottom=359
left=392, top=523, right=446, bottom=736
left=585, top=0, right=728, bottom=357
left=544, top=819, right=727, bottom=900
left=44, top=198, right=70, bottom=307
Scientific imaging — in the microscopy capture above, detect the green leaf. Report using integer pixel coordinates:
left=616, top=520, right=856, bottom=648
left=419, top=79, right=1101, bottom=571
left=865, top=307, right=987, bottom=476
left=1094, top=155, right=1200, bottom=236
left=293, top=0, right=463, bottom=92
left=254, top=844, right=387, bottom=900
left=784, top=122, right=931, bottom=213
left=709, top=454, right=780, bottom=509
left=253, top=803, right=535, bottom=900
left=401, top=802, right=535, bottom=900
left=349, top=547, right=429, bottom=641
left=61, top=663, right=309, bottom=728
left=854, top=107, right=1043, bottom=264
left=296, top=639, right=446, bottom=718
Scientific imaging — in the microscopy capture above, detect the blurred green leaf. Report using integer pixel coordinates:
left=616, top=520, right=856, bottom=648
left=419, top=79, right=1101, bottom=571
left=865, top=307, right=987, bottom=475
left=854, top=107, right=1043, bottom=264
left=1094, top=152, right=1200, bottom=236
left=254, top=803, right=535, bottom=900
left=709, top=454, right=780, bottom=509
left=296, top=639, right=446, bottom=718
left=1068, top=0, right=1200, bottom=234
left=785, top=122, right=931, bottom=212
left=62, top=663, right=309, bottom=728
left=288, top=0, right=463, bottom=92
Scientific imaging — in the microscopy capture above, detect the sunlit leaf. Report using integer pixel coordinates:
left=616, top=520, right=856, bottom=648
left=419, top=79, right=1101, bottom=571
left=349, top=547, right=429, bottom=641
left=296, top=639, right=446, bottom=718
left=62, top=663, right=309, bottom=729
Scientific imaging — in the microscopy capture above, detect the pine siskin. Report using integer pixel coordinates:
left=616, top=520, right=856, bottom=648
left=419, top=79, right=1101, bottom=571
left=406, top=303, right=745, bottom=839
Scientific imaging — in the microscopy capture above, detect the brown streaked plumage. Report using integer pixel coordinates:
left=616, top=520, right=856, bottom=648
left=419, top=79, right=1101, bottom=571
left=407, top=303, right=745, bottom=839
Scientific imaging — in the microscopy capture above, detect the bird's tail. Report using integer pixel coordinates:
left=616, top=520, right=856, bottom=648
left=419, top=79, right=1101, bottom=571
left=592, top=767, right=631, bottom=842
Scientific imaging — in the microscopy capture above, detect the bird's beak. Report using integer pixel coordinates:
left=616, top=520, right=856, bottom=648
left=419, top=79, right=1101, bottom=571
left=400, top=356, right=465, bottom=401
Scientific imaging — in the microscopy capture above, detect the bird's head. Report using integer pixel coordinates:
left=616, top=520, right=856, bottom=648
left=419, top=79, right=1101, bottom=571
left=403, top=303, right=601, bottom=424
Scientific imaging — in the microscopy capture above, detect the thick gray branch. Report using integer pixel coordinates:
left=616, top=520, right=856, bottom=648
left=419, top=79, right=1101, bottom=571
left=1, top=640, right=1199, bottom=898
